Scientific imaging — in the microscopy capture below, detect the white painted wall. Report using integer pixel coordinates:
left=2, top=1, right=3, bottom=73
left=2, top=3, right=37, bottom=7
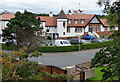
left=101, top=25, right=105, bottom=32
left=65, top=27, right=84, bottom=37
left=0, top=20, right=9, bottom=42
left=85, top=25, right=89, bottom=32
left=0, top=21, right=9, bottom=34
left=46, top=27, right=57, bottom=33
left=57, top=19, right=67, bottom=37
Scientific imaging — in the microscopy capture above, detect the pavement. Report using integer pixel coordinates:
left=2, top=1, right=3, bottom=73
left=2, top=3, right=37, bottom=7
left=42, top=48, right=100, bottom=55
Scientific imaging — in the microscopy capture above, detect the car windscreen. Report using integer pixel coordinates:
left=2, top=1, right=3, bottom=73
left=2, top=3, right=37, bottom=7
left=63, top=41, right=69, bottom=44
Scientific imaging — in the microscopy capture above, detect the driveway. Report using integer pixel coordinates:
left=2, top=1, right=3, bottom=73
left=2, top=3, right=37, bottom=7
left=28, top=48, right=100, bottom=68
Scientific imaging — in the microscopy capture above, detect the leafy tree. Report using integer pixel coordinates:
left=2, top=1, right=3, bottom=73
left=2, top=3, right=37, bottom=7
left=2, top=10, right=47, bottom=53
left=98, top=0, right=120, bottom=28
left=1, top=49, right=73, bottom=81
left=91, top=0, right=120, bottom=80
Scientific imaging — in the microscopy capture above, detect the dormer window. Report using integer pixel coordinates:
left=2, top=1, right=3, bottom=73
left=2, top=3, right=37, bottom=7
left=81, top=19, right=84, bottom=24
left=75, top=19, right=78, bottom=24
left=68, top=19, right=71, bottom=24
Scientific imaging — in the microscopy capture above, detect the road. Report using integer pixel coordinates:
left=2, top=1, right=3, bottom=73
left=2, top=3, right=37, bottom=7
left=28, top=49, right=100, bottom=68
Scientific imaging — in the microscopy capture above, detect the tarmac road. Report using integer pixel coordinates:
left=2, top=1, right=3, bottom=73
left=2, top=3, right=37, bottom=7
left=28, top=48, right=100, bottom=68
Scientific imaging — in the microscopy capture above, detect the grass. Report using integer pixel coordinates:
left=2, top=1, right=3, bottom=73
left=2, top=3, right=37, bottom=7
left=87, top=67, right=118, bottom=81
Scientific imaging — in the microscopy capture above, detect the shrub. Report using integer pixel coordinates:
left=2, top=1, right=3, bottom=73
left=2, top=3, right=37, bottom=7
left=2, top=41, right=112, bottom=52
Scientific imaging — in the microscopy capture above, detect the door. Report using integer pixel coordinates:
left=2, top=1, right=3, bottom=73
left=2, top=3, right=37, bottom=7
left=53, top=33, right=55, bottom=39
left=89, top=28, right=92, bottom=32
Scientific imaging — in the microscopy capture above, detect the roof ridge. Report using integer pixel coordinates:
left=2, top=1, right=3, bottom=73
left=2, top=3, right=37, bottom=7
left=57, top=10, right=67, bottom=19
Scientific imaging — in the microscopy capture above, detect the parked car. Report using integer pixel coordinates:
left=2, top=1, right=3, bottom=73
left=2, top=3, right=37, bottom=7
left=55, top=39, right=71, bottom=46
left=101, top=39, right=112, bottom=42
left=83, top=35, right=95, bottom=40
left=70, top=39, right=82, bottom=45
left=79, top=39, right=89, bottom=44
left=91, top=39, right=102, bottom=43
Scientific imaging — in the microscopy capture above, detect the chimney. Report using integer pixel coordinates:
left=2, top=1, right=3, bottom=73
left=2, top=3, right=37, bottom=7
left=49, top=11, right=53, bottom=17
left=68, top=10, right=72, bottom=15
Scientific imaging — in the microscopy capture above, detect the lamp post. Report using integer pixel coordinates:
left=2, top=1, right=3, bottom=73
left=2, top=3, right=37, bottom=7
left=78, top=35, right=81, bottom=51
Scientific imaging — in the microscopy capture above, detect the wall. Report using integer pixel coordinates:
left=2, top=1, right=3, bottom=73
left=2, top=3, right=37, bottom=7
left=65, top=27, right=84, bottom=37
left=0, top=20, right=9, bottom=34
left=57, top=19, right=67, bottom=38
left=0, top=20, right=9, bottom=43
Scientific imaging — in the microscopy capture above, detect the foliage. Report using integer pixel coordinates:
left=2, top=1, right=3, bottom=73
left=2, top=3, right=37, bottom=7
left=2, top=10, right=47, bottom=53
left=91, top=31, right=120, bottom=80
left=36, top=41, right=112, bottom=52
left=2, top=49, right=72, bottom=81
left=2, top=49, right=43, bottom=80
left=90, top=0, right=120, bottom=80
left=2, top=41, right=112, bottom=52
left=87, top=66, right=118, bottom=81
left=98, top=0, right=120, bottom=27
left=97, top=14, right=106, bottom=19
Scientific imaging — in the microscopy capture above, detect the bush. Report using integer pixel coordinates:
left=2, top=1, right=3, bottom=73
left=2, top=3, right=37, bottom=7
left=2, top=41, right=112, bottom=52
left=37, top=41, right=112, bottom=52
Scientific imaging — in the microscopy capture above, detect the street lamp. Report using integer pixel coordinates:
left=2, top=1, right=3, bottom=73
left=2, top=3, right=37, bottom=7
left=78, top=35, right=81, bottom=51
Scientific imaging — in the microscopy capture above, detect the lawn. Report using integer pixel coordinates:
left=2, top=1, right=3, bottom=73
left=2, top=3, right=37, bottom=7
left=87, top=67, right=118, bottom=81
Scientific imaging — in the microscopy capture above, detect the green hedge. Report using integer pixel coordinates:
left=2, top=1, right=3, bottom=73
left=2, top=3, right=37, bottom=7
left=37, top=41, right=112, bottom=52
left=2, top=41, right=112, bottom=52
left=2, top=43, right=20, bottom=51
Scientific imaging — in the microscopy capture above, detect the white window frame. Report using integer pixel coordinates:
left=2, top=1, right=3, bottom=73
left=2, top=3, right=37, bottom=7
left=75, top=19, right=78, bottom=24
left=81, top=19, right=84, bottom=24
left=68, top=19, right=71, bottom=24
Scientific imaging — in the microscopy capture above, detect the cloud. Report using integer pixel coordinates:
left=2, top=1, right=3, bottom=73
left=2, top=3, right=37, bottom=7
left=0, top=0, right=104, bottom=15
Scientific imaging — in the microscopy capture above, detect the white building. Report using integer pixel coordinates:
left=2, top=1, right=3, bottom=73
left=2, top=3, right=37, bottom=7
left=0, top=10, right=118, bottom=41
left=37, top=9, right=118, bottom=39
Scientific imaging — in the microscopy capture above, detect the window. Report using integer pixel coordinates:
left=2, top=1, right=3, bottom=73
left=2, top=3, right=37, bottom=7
left=105, top=27, right=107, bottom=31
left=63, top=22, right=65, bottom=27
left=68, top=19, right=71, bottom=24
left=75, top=19, right=78, bottom=24
left=75, top=27, right=82, bottom=32
left=93, top=25, right=96, bottom=32
left=63, top=32, right=65, bottom=35
left=97, top=25, right=100, bottom=32
left=67, top=27, right=70, bottom=33
left=81, top=19, right=84, bottom=24
left=111, top=27, right=115, bottom=31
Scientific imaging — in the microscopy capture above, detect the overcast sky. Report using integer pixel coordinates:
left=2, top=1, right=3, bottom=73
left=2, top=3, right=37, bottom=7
left=0, top=0, right=105, bottom=15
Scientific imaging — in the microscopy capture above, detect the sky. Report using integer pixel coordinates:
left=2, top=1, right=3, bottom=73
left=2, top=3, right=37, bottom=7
left=0, top=0, right=105, bottom=15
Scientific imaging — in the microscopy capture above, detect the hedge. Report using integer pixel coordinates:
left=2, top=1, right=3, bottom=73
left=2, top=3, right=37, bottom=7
left=2, top=41, right=112, bottom=52
left=37, top=41, right=112, bottom=52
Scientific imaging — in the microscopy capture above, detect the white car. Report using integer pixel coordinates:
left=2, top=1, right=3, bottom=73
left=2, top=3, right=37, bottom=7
left=55, top=39, right=71, bottom=46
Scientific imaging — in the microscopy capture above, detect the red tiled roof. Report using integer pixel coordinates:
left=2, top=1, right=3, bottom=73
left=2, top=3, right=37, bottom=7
left=37, top=16, right=57, bottom=26
left=38, top=14, right=95, bottom=27
left=0, top=13, right=15, bottom=20
left=100, top=19, right=110, bottom=26
left=66, top=14, right=95, bottom=27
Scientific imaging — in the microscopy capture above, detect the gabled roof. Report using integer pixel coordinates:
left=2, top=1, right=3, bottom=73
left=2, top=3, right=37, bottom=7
left=66, top=14, right=95, bottom=27
left=100, top=19, right=110, bottom=26
left=36, top=16, right=57, bottom=26
left=57, top=10, right=67, bottom=19
left=0, top=13, right=15, bottom=20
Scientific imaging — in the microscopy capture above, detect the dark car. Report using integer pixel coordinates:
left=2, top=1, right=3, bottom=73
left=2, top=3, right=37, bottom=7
left=91, top=39, right=102, bottom=43
left=70, top=39, right=82, bottom=45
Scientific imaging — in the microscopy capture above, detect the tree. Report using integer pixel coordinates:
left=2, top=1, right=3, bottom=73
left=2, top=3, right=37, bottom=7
left=98, top=0, right=120, bottom=29
left=91, top=0, right=120, bottom=80
left=2, top=10, right=47, bottom=53
left=2, top=49, right=73, bottom=81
